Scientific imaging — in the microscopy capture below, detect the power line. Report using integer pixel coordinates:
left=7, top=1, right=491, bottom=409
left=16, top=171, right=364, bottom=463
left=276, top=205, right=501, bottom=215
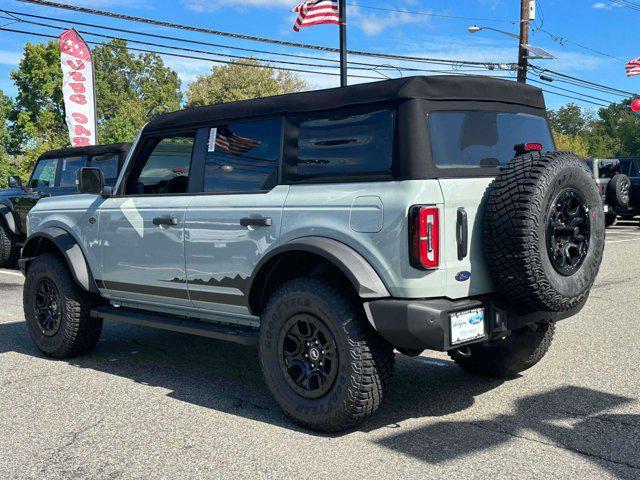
left=530, top=65, right=638, bottom=97
left=610, top=0, right=640, bottom=10
left=346, top=3, right=516, bottom=24
left=528, top=78, right=613, bottom=106
left=0, top=26, right=516, bottom=82
left=533, top=27, right=626, bottom=62
left=0, top=9, right=512, bottom=76
left=14, top=0, right=517, bottom=69
left=0, top=26, right=381, bottom=80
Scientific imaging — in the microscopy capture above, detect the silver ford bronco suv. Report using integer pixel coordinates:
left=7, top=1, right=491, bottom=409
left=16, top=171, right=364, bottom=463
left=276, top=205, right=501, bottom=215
left=20, top=76, right=605, bottom=432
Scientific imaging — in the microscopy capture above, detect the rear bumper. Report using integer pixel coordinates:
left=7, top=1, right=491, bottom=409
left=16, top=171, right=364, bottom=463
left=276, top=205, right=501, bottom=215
left=364, top=296, right=585, bottom=352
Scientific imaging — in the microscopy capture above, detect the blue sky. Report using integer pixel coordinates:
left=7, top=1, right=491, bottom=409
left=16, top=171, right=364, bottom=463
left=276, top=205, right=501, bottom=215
left=0, top=0, right=637, bottom=111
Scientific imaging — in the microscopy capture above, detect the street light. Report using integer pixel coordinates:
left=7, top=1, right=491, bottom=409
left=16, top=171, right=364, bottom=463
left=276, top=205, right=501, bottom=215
left=467, top=25, right=520, bottom=39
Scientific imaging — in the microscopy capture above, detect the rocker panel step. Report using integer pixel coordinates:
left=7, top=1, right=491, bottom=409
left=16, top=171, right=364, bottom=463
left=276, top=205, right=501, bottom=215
left=91, top=306, right=258, bottom=346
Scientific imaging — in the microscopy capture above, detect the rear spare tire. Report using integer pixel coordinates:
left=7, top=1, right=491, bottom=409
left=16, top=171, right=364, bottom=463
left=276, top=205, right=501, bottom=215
left=606, top=174, right=631, bottom=208
left=484, top=151, right=605, bottom=313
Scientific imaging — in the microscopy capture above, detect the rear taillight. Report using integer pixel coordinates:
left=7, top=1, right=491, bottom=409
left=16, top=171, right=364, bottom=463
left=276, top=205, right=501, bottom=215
left=410, top=205, right=440, bottom=270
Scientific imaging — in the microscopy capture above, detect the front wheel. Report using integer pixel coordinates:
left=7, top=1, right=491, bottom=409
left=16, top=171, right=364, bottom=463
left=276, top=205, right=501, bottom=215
left=448, top=322, right=555, bottom=378
left=23, top=254, right=103, bottom=359
left=259, top=278, right=395, bottom=432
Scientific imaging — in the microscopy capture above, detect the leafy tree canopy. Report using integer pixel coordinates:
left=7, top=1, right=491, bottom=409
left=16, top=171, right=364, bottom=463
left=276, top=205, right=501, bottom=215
left=0, top=90, right=15, bottom=187
left=9, top=39, right=182, bottom=175
left=186, top=58, right=309, bottom=107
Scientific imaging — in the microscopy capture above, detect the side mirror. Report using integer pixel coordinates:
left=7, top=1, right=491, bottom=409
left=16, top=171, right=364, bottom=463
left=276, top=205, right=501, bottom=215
left=77, top=167, right=105, bottom=195
left=8, top=175, right=23, bottom=190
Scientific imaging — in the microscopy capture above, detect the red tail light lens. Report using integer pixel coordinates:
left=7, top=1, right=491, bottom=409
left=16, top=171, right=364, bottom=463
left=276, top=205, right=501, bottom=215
left=410, top=206, right=440, bottom=270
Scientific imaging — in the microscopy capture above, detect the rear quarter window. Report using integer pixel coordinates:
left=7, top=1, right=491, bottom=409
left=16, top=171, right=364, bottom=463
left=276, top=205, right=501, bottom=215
left=429, top=110, right=555, bottom=169
left=291, top=109, right=394, bottom=182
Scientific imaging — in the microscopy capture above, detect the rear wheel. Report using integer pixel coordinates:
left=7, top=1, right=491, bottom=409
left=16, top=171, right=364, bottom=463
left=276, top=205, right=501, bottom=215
left=448, top=322, right=555, bottom=378
left=259, top=278, right=395, bottom=432
left=23, top=254, right=103, bottom=359
left=0, top=221, right=18, bottom=268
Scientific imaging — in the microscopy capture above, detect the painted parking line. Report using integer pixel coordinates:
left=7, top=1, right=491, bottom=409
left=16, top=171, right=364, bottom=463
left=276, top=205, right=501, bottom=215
left=607, top=237, right=640, bottom=245
left=0, top=269, right=23, bottom=277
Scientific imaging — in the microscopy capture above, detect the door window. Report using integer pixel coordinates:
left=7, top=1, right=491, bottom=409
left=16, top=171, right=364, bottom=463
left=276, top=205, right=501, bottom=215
left=127, top=136, right=195, bottom=195
left=29, top=158, right=59, bottom=189
left=89, top=153, right=120, bottom=180
left=203, top=119, right=282, bottom=193
left=59, top=156, right=86, bottom=187
left=294, top=109, right=394, bottom=180
left=630, top=160, right=640, bottom=178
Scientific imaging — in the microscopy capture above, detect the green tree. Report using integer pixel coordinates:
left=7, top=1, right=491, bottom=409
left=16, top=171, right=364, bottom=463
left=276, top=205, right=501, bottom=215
left=553, top=131, right=590, bottom=157
left=548, top=103, right=592, bottom=136
left=9, top=39, right=182, bottom=174
left=92, top=39, right=182, bottom=143
left=186, top=58, right=308, bottom=107
left=0, top=91, right=15, bottom=187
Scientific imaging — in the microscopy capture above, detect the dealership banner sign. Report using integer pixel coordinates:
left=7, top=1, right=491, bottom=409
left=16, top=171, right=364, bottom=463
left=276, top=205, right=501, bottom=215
left=59, top=29, right=97, bottom=147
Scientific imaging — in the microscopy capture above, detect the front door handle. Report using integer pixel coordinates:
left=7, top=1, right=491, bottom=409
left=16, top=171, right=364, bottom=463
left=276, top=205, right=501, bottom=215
left=240, top=217, right=272, bottom=227
left=153, top=216, right=179, bottom=227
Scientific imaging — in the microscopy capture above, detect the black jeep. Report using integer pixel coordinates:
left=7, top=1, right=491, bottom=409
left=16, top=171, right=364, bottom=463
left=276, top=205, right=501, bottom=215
left=0, top=143, right=129, bottom=267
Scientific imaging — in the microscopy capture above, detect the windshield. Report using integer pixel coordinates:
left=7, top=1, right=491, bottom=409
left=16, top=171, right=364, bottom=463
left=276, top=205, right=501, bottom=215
left=29, top=158, right=59, bottom=188
left=429, top=110, right=555, bottom=169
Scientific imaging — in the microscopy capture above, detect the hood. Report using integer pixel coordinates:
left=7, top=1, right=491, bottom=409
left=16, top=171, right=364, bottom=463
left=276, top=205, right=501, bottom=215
left=0, top=188, right=25, bottom=198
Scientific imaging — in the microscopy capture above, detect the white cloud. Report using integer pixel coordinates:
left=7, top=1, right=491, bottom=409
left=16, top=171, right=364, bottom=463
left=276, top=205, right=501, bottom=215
left=592, top=2, right=622, bottom=9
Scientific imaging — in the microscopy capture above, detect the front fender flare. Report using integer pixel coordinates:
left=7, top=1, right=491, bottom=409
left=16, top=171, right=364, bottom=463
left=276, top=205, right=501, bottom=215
left=21, top=227, right=98, bottom=293
left=247, top=237, right=390, bottom=315
left=0, top=204, right=17, bottom=234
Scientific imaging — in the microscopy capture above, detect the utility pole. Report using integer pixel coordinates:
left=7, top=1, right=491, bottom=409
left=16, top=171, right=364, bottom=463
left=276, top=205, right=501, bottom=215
left=517, top=0, right=532, bottom=84
left=339, top=0, right=347, bottom=87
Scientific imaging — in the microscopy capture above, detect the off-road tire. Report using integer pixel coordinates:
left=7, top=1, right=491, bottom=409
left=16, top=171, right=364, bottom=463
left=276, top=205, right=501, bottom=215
left=484, top=151, right=605, bottom=313
left=606, top=174, right=631, bottom=208
left=605, top=212, right=617, bottom=228
left=448, top=322, right=555, bottom=378
left=24, top=254, right=103, bottom=359
left=259, top=278, right=395, bottom=433
left=0, top=220, right=18, bottom=268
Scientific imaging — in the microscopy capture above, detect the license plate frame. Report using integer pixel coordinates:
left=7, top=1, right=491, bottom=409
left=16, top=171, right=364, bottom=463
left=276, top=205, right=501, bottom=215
left=450, top=308, right=487, bottom=347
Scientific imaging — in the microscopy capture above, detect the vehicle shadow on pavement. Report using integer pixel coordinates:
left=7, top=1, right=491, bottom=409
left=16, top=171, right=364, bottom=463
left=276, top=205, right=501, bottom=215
left=0, top=320, right=505, bottom=434
left=2, top=319, right=638, bottom=476
left=375, top=385, right=640, bottom=479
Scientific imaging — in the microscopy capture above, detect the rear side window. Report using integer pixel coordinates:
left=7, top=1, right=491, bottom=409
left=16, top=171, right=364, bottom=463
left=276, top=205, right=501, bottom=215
left=204, top=119, right=282, bottom=193
left=294, top=109, right=394, bottom=180
left=90, top=153, right=120, bottom=180
left=598, top=159, right=622, bottom=178
left=30, top=158, right=59, bottom=188
left=429, top=111, right=554, bottom=169
left=59, top=156, right=86, bottom=187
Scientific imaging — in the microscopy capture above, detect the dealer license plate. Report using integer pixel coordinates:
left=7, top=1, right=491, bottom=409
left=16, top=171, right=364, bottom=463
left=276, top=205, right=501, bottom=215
left=450, top=308, right=486, bottom=346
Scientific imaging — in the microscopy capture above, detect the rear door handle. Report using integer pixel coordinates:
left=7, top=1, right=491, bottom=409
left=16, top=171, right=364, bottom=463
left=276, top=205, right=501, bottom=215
left=240, top=217, right=272, bottom=227
left=456, top=207, right=469, bottom=261
left=153, top=216, right=179, bottom=227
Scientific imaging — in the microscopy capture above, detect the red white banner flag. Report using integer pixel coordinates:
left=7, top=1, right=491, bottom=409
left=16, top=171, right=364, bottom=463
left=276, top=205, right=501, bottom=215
left=59, top=29, right=97, bottom=147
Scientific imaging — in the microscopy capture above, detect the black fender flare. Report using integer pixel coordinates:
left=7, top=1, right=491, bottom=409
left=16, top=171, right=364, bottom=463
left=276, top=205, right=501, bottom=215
left=247, top=236, right=390, bottom=315
left=21, top=227, right=98, bottom=294
left=0, top=204, right=17, bottom=235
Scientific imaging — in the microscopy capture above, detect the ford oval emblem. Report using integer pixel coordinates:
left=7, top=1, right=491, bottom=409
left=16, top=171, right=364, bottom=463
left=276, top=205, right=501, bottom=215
left=456, top=271, right=471, bottom=282
left=469, top=315, right=483, bottom=325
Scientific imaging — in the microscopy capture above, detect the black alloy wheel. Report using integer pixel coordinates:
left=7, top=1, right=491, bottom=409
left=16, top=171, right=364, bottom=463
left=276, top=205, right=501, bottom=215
left=278, top=314, right=339, bottom=399
left=547, top=188, right=591, bottom=276
left=34, top=277, right=62, bottom=337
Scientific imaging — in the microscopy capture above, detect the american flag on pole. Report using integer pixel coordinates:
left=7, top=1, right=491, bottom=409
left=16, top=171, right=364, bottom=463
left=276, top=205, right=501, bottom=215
left=292, top=0, right=340, bottom=32
left=626, top=57, right=640, bottom=77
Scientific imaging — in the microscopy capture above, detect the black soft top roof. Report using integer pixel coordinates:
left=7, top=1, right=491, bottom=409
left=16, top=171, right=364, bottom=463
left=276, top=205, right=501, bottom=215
left=146, top=75, right=546, bottom=132
left=39, top=142, right=130, bottom=160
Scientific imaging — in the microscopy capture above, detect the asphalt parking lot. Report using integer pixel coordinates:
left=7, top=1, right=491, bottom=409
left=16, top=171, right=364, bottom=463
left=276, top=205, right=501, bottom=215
left=0, top=221, right=639, bottom=480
